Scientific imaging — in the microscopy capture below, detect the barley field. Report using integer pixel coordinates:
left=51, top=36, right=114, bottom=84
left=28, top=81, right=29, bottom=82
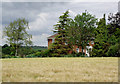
left=2, top=57, right=118, bottom=82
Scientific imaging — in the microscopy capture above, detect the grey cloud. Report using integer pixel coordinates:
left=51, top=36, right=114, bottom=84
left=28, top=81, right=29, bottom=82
left=2, top=2, right=118, bottom=46
left=2, top=2, right=69, bottom=25
left=3, top=0, right=120, bottom=2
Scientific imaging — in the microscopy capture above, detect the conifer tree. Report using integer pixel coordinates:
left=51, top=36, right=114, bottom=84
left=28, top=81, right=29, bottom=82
left=50, top=10, right=72, bottom=57
left=107, top=13, right=120, bottom=56
left=92, top=14, right=109, bottom=57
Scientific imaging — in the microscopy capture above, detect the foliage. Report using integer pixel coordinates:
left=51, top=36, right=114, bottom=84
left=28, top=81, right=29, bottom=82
left=107, top=13, right=120, bottom=43
left=92, top=13, right=120, bottom=57
left=103, top=13, right=120, bottom=57
left=2, top=44, right=11, bottom=55
left=3, top=18, right=32, bottom=56
left=31, top=46, right=47, bottom=52
left=107, top=13, right=120, bottom=35
left=34, top=52, right=42, bottom=57
left=63, top=54, right=74, bottom=57
left=2, top=44, right=35, bottom=58
left=2, top=11, right=120, bottom=58
left=41, top=49, right=52, bottom=57
left=107, top=13, right=120, bottom=57
left=107, top=43, right=120, bottom=57
left=19, top=46, right=34, bottom=58
left=92, top=14, right=109, bottom=57
left=50, top=10, right=72, bottom=57
left=26, top=54, right=38, bottom=58
left=2, top=55, right=11, bottom=58
left=66, top=10, right=97, bottom=56
left=92, top=42, right=110, bottom=57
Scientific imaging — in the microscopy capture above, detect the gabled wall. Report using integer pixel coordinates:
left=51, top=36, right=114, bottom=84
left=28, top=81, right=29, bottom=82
left=47, top=35, right=94, bottom=56
left=48, top=39, right=52, bottom=49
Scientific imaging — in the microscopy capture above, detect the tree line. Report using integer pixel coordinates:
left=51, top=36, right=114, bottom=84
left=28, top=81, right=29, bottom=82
left=48, top=10, right=120, bottom=57
left=2, top=10, right=120, bottom=58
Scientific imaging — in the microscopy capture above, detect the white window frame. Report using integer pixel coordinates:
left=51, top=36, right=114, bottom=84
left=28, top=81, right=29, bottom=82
left=83, top=49, right=85, bottom=53
left=91, top=41, right=94, bottom=44
left=52, top=39, right=55, bottom=43
left=76, top=48, right=79, bottom=53
left=65, top=41, right=67, bottom=45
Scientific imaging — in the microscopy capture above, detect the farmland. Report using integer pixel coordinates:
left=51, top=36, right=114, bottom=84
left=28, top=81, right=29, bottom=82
left=2, top=57, right=118, bottom=82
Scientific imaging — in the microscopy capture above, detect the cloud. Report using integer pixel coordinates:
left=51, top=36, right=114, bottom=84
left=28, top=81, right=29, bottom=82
left=0, top=29, right=2, bottom=46
left=32, top=33, right=51, bottom=46
left=2, top=2, right=118, bottom=46
left=3, top=0, right=120, bottom=2
left=69, top=10, right=77, bottom=18
left=29, top=13, right=49, bottom=32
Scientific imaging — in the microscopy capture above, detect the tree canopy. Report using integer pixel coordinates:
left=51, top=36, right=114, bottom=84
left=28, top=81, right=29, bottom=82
left=3, top=18, right=32, bottom=56
left=50, top=10, right=72, bottom=57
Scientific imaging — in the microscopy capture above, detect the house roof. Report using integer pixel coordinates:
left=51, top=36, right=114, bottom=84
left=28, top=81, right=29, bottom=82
left=47, top=33, right=58, bottom=39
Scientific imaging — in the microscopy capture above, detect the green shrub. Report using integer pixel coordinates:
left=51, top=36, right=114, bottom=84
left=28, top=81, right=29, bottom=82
left=41, top=49, right=51, bottom=57
left=107, top=43, right=120, bottom=57
left=62, top=54, right=73, bottom=57
left=75, top=52, right=86, bottom=57
left=34, top=52, right=42, bottom=57
left=26, top=54, right=34, bottom=58
left=2, top=55, right=11, bottom=58
left=26, top=53, right=42, bottom=58
left=11, top=56, right=18, bottom=58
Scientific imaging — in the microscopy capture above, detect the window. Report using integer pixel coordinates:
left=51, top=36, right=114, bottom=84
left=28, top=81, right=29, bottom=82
left=76, top=48, right=79, bottom=53
left=91, top=41, right=94, bottom=44
left=52, top=39, right=55, bottom=43
left=65, top=42, right=67, bottom=45
left=83, top=49, right=84, bottom=52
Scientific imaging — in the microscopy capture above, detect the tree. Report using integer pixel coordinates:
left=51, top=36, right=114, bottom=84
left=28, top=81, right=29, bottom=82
left=50, top=10, right=72, bottom=57
left=92, top=14, right=110, bottom=57
left=106, top=12, right=120, bottom=56
left=2, top=44, right=11, bottom=55
left=66, top=11, right=97, bottom=56
left=107, top=43, right=120, bottom=57
left=3, top=18, right=32, bottom=56
left=107, top=13, right=120, bottom=44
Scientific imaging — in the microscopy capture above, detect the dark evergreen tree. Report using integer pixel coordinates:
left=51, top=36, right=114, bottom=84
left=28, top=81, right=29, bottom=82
left=107, top=13, right=120, bottom=56
left=92, top=14, right=110, bottom=57
left=50, top=10, right=72, bottom=57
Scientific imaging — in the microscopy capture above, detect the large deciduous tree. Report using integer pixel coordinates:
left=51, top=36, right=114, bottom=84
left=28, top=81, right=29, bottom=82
left=66, top=11, right=97, bottom=56
left=3, top=18, right=32, bottom=56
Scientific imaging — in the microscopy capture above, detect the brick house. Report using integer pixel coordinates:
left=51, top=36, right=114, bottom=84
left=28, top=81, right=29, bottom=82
left=47, top=34, right=94, bottom=57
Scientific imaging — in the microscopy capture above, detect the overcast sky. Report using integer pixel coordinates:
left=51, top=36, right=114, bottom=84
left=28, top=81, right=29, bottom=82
left=1, top=0, right=119, bottom=46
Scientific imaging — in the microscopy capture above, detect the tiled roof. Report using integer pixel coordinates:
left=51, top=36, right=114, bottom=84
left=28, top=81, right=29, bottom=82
left=47, top=33, right=58, bottom=39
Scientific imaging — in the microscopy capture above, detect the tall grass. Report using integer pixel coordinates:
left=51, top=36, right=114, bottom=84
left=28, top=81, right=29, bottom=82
left=2, top=57, right=118, bottom=82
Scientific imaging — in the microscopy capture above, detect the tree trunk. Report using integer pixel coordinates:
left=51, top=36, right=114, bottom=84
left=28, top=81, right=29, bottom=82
left=15, top=47, right=18, bottom=56
left=15, top=41, right=18, bottom=56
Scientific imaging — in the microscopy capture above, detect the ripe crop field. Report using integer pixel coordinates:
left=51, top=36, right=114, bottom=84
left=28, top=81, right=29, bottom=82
left=2, top=57, right=118, bottom=82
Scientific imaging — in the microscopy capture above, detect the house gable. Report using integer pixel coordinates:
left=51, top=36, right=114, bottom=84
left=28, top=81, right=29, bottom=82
left=47, top=34, right=95, bottom=57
